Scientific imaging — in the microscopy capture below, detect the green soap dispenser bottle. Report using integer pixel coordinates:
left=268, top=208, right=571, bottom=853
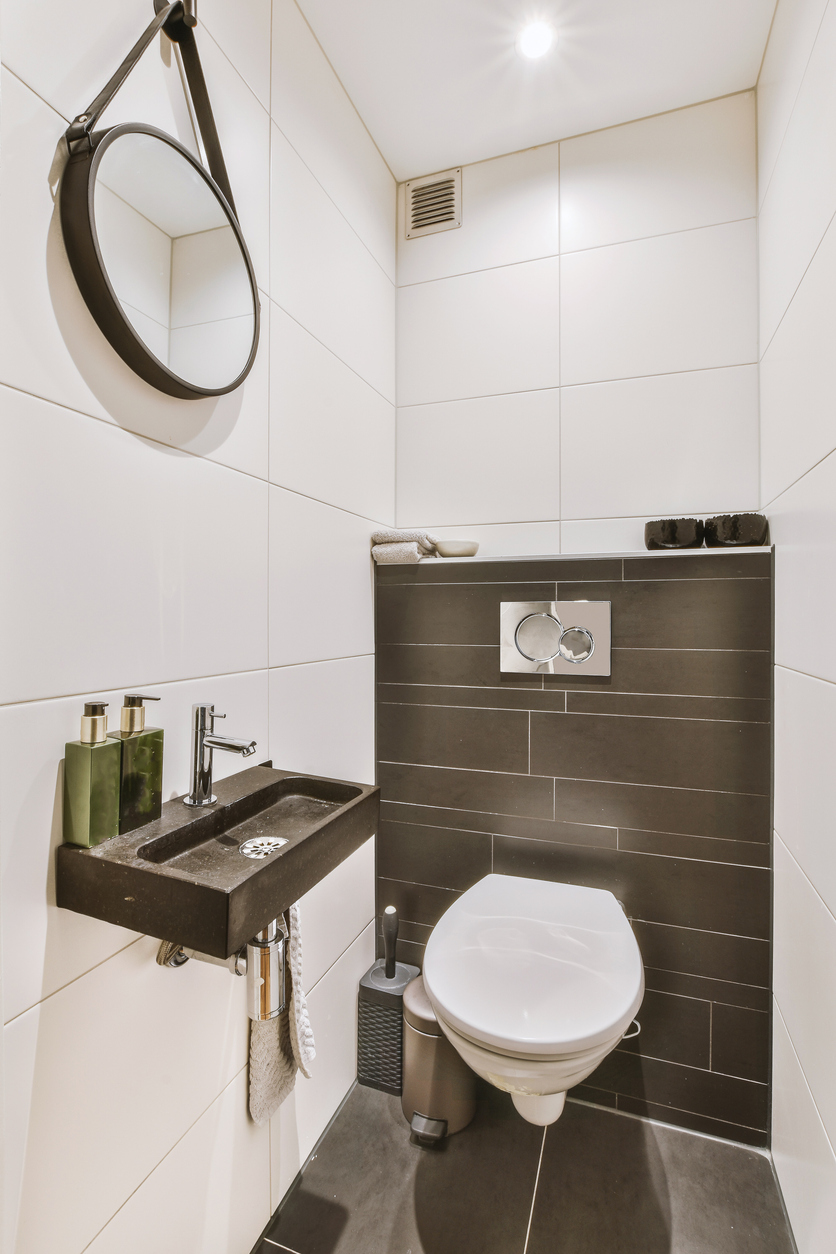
left=63, top=701, right=121, bottom=846
left=114, top=694, right=164, bottom=834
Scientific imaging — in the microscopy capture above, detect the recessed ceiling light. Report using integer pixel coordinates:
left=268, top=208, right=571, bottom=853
left=516, top=20, right=556, bottom=60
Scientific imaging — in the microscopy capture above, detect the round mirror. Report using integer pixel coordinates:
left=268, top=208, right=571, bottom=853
left=60, top=124, right=259, bottom=400
left=515, top=612, right=563, bottom=663
left=558, top=627, right=595, bottom=664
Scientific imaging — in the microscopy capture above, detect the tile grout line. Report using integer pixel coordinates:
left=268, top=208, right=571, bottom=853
left=0, top=655, right=375, bottom=710
left=522, top=1126, right=548, bottom=1254
left=378, top=698, right=770, bottom=724
left=378, top=759, right=770, bottom=798
left=397, top=360, right=758, bottom=407
left=396, top=214, right=756, bottom=290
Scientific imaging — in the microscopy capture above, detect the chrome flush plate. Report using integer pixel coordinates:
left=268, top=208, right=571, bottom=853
left=500, top=601, right=612, bottom=675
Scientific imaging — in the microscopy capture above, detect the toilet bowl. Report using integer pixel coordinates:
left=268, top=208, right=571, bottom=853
left=422, top=874, right=644, bottom=1126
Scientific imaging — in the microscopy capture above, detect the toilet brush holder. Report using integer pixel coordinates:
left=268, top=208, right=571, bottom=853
left=357, top=906, right=419, bottom=1095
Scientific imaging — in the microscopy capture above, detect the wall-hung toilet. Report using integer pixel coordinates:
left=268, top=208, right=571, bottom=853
left=422, top=874, right=644, bottom=1126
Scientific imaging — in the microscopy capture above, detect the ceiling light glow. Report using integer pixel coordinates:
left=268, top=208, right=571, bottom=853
left=516, top=20, right=555, bottom=59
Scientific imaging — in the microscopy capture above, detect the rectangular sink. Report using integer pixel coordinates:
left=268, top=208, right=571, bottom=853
left=56, top=765, right=379, bottom=958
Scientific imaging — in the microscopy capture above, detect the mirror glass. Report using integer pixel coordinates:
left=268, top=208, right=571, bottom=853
left=558, top=627, right=595, bottom=664
left=515, top=613, right=563, bottom=662
left=93, top=130, right=255, bottom=390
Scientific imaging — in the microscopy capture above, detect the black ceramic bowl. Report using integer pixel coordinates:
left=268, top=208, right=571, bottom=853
left=704, top=513, right=768, bottom=547
left=644, top=518, right=705, bottom=550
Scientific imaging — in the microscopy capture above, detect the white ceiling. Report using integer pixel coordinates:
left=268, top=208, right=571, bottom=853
left=295, top=0, right=777, bottom=181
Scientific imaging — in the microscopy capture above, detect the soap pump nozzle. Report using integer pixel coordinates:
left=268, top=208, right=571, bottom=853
left=80, top=701, right=109, bottom=745
left=120, top=693, right=160, bottom=735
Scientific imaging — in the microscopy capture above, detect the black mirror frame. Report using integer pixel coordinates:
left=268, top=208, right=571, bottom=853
left=59, top=1, right=260, bottom=401
left=60, top=122, right=260, bottom=401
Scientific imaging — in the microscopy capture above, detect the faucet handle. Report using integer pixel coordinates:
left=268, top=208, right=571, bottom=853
left=212, top=712, right=226, bottom=720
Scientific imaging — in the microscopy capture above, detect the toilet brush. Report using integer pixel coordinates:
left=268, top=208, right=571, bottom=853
left=383, top=904, right=398, bottom=977
left=357, top=906, right=420, bottom=1095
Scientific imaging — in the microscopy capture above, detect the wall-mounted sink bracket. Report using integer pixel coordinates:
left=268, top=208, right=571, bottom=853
left=500, top=600, right=612, bottom=675
left=56, top=765, right=379, bottom=959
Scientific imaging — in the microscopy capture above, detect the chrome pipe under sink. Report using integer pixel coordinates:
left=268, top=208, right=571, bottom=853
left=158, top=915, right=286, bottom=1022
left=247, top=918, right=286, bottom=1021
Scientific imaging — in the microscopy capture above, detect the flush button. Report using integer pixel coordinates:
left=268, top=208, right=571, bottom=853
left=515, top=612, right=563, bottom=662
left=501, top=601, right=611, bottom=675
left=558, top=626, right=595, bottom=664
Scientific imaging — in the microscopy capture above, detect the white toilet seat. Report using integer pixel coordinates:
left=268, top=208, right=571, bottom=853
left=421, top=874, right=644, bottom=1123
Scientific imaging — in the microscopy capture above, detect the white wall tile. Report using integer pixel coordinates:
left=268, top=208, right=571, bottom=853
left=268, top=487, right=375, bottom=667
left=271, top=0, right=395, bottom=279
left=772, top=999, right=836, bottom=1254
left=200, top=0, right=272, bottom=109
left=3, top=1006, right=41, bottom=1254
left=271, top=124, right=395, bottom=402
left=269, top=921, right=375, bottom=1206
left=760, top=213, right=836, bottom=505
left=0, top=0, right=187, bottom=127
left=561, top=94, right=756, bottom=253
left=84, top=1069, right=270, bottom=1254
left=759, top=0, right=836, bottom=349
left=758, top=0, right=830, bottom=206
left=294, top=921, right=375, bottom=1154
left=560, top=517, right=647, bottom=554
left=397, top=258, right=560, bottom=407
left=397, top=143, right=560, bottom=286
left=194, top=28, right=271, bottom=292
left=0, top=671, right=269, bottom=1025
left=769, top=448, right=836, bottom=684
left=416, top=522, right=561, bottom=557
left=269, top=656, right=375, bottom=786
left=774, top=667, right=836, bottom=919
left=0, top=390, right=269, bottom=704
left=297, top=837, right=376, bottom=991
left=397, top=389, right=559, bottom=526
left=177, top=293, right=269, bottom=482
left=9, top=937, right=249, bottom=1254
left=0, top=73, right=269, bottom=478
left=561, top=366, right=758, bottom=520
left=269, top=303, right=395, bottom=523
left=773, top=835, right=836, bottom=1153
left=561, top=221, right=758, bottom=386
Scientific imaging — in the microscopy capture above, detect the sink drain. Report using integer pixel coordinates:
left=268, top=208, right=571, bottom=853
left=239, top=836, right=288, bottom=859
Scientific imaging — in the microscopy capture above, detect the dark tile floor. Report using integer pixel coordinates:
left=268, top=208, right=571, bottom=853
left=258, top=1084, right=796, bottom=1254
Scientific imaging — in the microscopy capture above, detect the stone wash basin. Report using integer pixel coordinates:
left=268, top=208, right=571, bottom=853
left=56, top=765, right=379, bottom=958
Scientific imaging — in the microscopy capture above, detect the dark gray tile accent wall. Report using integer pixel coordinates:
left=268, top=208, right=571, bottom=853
left=375, top=551, right=773, bottom=1147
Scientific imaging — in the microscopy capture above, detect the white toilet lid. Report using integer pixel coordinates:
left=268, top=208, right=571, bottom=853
left=423, top=874, right=644, bottom=1056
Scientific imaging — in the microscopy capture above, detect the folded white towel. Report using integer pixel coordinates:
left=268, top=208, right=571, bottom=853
left=372, top=541, right=425, bottom=564
left=249, top=904, right=315, bottom=1125
left=371, top=528, right=440, bottom=552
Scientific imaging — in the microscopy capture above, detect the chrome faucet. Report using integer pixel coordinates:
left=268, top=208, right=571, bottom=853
left=184, top=702, right=257, bottom=807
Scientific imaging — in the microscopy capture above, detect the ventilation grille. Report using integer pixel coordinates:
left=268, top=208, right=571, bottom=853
left=405, top=168, right=462, bottom=239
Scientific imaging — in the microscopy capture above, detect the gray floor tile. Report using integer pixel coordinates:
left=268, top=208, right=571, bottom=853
left=266, top=1081, right=543, bottom=1254
left=527, top=1101, right=795, bottom=1254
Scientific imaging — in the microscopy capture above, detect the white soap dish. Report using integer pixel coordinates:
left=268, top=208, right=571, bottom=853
left=436, top=540, right=479, bottom=558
